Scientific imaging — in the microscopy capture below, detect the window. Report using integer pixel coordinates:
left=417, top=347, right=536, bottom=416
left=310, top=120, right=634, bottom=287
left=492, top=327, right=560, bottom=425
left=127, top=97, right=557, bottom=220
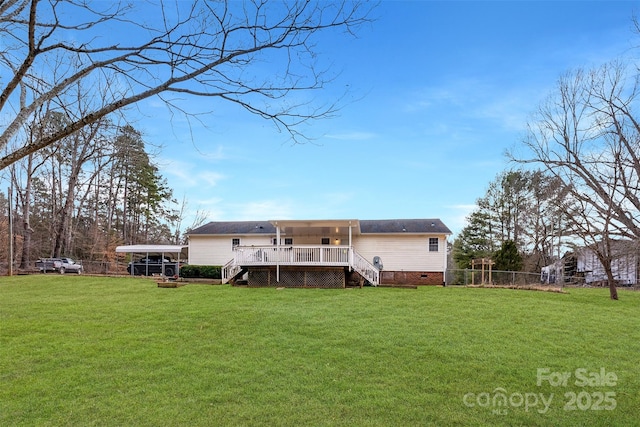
left=232, top=238, right=240, bottom=248
left=429, top=238, right=439, bottom=252
left=272, top=238, right=293, bottom=245
left=321, top=238, right=330, bottom=245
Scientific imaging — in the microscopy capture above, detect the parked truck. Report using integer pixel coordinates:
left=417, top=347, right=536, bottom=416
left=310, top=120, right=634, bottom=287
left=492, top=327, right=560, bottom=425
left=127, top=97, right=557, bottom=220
left=35, top=257, right=83, bottom=274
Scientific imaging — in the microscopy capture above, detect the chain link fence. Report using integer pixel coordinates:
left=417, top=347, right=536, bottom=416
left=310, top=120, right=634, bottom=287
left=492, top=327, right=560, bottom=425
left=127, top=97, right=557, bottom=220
left=0, top=260, right=129, bottom=276
left=3, top=261, right=637, bottom=290
left=446, top=268, right=639, bottom=290
left=446, top=269, right=563, bottom=289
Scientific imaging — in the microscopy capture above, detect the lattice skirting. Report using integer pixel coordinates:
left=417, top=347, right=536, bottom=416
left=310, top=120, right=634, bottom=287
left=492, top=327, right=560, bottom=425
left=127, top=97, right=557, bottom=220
left=247, top=267, right=345, bottom=288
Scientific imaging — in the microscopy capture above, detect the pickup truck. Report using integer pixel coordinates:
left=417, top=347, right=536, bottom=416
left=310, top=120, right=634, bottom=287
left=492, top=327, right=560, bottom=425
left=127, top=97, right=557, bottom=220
left=35, top=257, right=83, bottom=274
left=127, top=255, right=183, bottom=277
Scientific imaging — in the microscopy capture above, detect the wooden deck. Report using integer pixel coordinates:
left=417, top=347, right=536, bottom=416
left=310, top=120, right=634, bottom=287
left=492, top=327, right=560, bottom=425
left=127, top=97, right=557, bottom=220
left=223, top=245, right=379, bottom=286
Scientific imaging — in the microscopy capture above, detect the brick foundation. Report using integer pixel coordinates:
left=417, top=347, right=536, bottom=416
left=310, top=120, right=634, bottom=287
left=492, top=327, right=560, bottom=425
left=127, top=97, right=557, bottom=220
left=380, top=271, right=444, bottom=286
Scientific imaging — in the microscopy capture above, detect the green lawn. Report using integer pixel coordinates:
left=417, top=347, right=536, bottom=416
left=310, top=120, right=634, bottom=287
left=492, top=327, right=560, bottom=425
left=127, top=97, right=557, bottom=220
left=1, top=276, right=639, bottom=426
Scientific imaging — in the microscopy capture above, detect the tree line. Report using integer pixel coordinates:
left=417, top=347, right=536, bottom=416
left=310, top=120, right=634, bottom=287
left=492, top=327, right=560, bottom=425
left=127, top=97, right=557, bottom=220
left=0, top=0, right=371, bottom=272
left=453, top=56, right=640, bottom=299
left=1, top=119, right=184, bottom=271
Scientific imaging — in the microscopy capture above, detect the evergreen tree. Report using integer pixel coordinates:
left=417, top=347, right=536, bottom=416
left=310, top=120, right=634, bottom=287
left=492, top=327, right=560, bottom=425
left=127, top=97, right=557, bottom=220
left=493, top=240, right=523, bottom=272
left=452, top=210, right=495, bottom=269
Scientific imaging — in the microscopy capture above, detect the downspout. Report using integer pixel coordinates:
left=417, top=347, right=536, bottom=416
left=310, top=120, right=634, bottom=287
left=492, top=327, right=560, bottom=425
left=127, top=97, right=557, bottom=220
left=443, top=235, right=448, bottom=286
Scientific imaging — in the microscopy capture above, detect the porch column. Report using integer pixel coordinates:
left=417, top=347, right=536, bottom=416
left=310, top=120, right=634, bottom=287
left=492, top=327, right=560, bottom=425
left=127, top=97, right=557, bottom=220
left=276, top=222, right=280, bottom=282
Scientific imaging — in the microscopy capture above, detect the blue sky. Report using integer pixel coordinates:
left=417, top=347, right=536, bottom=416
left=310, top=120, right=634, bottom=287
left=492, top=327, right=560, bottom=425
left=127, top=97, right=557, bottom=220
left=138, top=1, right=640, bottom=236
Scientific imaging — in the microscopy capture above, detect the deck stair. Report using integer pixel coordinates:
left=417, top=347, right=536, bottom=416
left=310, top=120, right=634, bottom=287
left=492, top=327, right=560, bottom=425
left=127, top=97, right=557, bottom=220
left=222, top=259, right=246, bottom=284
left=221, top=246, right=379, bottom=286
left=350, top=250, right=379, bottom=286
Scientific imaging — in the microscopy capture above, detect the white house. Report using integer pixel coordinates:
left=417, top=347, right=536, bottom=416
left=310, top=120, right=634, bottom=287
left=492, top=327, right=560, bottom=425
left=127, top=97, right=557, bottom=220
left=572, top=242, right=638, bottom=286
left=541, top=240, right=639, bottom=286
left=187, top=219, right=452, bottom=288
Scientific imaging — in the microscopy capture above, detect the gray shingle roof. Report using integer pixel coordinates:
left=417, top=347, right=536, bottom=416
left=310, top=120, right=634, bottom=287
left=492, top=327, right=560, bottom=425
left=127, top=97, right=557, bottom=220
left=359, top=219, right=451, bottom=234
left=188, top=219, right=451, bottom=235
left=189, top=221, right=276, bottom=235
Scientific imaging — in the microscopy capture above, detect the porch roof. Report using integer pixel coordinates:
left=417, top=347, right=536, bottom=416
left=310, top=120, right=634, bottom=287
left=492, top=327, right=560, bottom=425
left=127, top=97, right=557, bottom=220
left=272, top=219, right=361, bottom=236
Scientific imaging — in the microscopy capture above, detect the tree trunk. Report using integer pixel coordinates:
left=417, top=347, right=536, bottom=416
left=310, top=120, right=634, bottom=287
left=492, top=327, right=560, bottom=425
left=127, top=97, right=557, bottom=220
left=53, top=180, right=76, bottom=258
left=606, top=268, right=619, bottom=300
left=608, top=280, right=619, bottom=300
left=19, top=154, right=33, bottom=269
left=600, top=256, right=619, bottom=300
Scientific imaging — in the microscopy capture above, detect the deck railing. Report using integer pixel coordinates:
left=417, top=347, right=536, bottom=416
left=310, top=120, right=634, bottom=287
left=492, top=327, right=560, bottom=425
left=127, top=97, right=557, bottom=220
left=222, top=245, right=379, bottom=285
left=222, top=258, right=242, bottom=283
left=351, top=250, right=380, bottom=286
left=234, top=245, right=351, bottom=266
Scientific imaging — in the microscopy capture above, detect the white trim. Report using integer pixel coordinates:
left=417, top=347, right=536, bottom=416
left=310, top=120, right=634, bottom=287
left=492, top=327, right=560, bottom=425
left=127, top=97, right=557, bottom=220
left=115, top=245, right=186, bottom=253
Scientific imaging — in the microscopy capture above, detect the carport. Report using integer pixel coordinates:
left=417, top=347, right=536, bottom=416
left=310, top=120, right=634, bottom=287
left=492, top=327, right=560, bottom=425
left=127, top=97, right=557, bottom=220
left=115, top=244, right=188, bottom=276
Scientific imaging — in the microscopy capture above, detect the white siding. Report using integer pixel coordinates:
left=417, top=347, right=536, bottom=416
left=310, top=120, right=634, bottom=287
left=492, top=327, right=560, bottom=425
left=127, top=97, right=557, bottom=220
left=284, top=235, right=343, bottom=245
left=188, top=235, right=274, bottom=265
left=577, top=248, right=639, bottom=285
left=189, top=232, right=449, bottom=272
left=353, top=234, right=447, bottom=272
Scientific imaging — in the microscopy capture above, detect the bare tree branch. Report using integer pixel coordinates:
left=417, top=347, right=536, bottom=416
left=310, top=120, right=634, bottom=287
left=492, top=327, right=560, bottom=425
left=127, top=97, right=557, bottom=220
left=0, top=0, right=374, bottom=169
left=508, top=62, right=640, bottom=299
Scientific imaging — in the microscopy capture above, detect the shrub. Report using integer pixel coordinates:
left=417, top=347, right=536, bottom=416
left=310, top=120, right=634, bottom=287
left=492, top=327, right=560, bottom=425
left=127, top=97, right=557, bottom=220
left=180, top=265, right=221, bottom=279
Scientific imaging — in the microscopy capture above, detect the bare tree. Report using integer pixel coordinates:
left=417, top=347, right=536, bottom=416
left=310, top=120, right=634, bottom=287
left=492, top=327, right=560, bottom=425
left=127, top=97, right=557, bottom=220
left=10, top=99, right=63, bottom=266
left=0, top=190, right=8, bottom=271
left=518, top=171, right=569, bottom=272
left=510, top=62, right=640, bottom=299
left=0, top=0, right=372, bottom=170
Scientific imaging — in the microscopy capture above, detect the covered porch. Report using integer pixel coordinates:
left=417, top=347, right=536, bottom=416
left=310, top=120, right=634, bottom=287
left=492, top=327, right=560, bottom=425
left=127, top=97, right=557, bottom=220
left=222, top=220, right=379, bottom=287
